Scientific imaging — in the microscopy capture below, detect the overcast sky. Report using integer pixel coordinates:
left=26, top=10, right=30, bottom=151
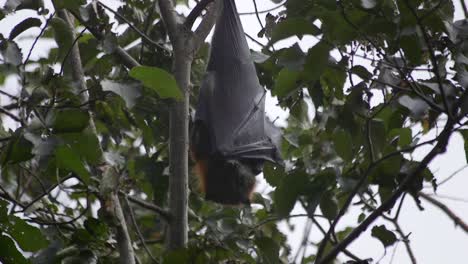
left=0, top=0, right=467, bottom=263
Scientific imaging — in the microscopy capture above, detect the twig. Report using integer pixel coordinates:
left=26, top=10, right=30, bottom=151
left=419, top=192, right=468, bottom=233
left=317, top=114, right=458, bottom=263
left=193, top=0, right=221, bottom=51
left=59, top=27, right=86, bottom=75
left=123, top=196, right=160, bottom=263
left=68, top=10, right=140, bottom=69
left=461, top=0, right=468, bottom=18
left=97, top=1, right=167, bottom=50
left=158, top=0, right=179, bottom=43
left=393, top=220, right=417, bottom=264
left=435, top=164, right=468, bottom=186
left=119, top=191, right=171, bottom=221
left=0, top=107, right=24, bottom=125
left=24, top=12, right=55, bottom=65
left=185, top=0, right=215, bottom=29
left=403, top=0, right=452, bottom=120
left=239, top=1, right=285, bottom=15
left=252, top=0, right=265, bottom=30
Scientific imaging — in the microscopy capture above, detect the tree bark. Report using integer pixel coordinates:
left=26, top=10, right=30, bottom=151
left=167, top=51, right=192, bottom=249
left=56, top=8, right=135, bottom=264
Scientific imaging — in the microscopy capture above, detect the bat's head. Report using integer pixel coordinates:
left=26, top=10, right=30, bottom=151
left=202, top=158, right=263, bottom=206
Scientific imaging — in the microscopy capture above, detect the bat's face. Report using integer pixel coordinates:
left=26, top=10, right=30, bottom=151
left=204, top=159, right=258, bottom=205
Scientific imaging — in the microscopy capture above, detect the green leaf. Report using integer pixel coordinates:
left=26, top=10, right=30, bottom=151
left=272, top=68, right=300, bottom=97
left=50, top=17, right=73, bottom=62
left=55, top=145, right=90, bottom=180
left=84, top=218, right=109, bottom=239
left=0, top=234, right=29, bottom=264
left=274, top=171, right=308, bottom=217
left=50, top=109, right=90, bottom=133
left=388, top=128, right=412, bottom=147
left=263, top=162, right=285, bottom=187
left=277, top=44, right=305, bottom=71
left=350, top=65, right=373, bottom=80
left=369, top=119, right=386, bottom=158
left=163, top=248, right=190, bottom=264
left=101, top=79, right=141, bottom=108
left=4, top=0, right=44, bottom=13
left=129, top=66, right=182, bottom=100
left=0, top=132, right=34, bottom=165
left=303, top=42, right=330, bottom=82
left=398, top=95, right=429, bottom=119
left=0, top=199, right=8, bottom=220
left=54, top=0, right=86, bottom=10
left=270, top=18, right=321, bottom=44
left=319, top=191, right=338, bottom=220
left=9, top=18, right=42, bottom=40
left=8, top=215, right=48, bottom=251
left=333, top=129, right=353, bottom=161
left=60, top=132, right=102, bottom=165
left=371, top=225, right=397, bottom=247
left=458, top=130, right=468, bottom=163
left=255, top=236, right=280, bottom=264
left=400, top=32, right=423, bottom=65
left=0, top=40, right=23, bottom=66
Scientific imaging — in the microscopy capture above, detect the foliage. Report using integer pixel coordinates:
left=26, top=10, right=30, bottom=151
left=0, top=0, right=467, bottom=263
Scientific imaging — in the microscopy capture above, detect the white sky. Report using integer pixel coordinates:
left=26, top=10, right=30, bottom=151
left=0, top=0, right=467, bottom=263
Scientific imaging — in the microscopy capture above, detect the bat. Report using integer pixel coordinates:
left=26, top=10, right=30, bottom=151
left=190, top=0, right=282, bottom=205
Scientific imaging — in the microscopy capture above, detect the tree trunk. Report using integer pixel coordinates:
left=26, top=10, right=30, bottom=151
left=167, top=52, right=191, bottom=249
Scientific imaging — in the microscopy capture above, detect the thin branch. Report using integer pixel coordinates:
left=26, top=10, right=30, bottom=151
left=238, top=1, right=285, bottom=15
left=68, top=10, right=140, bottom=69
left=461, top=0, right=468, bottom=18
left=112, top=194, right=136, bottom=264
left=252, top=0, right=265, bottom=30
left=0, top=90, right=19, bottom=100
left=0, top=107, right=24, bottom=125
left=24, top=12, right=55, bottom=65
left=119, top=191, right=171, bottom=221
left=419, top=192, right=468, bottom=233
left=425, top=194, right=468, bottom=203
left=317, top=114, right=458, bottom=263
left=435, top=164, right=468, bottom=186
left=391, top=220, right=417, bottom=264
left=97, top=1, right=167, bottom=50
left=123, top=196, right=160, bottom=264
left=404, top=0, right=452, bottom=120
left=245, top=32, right=268, bottom=49
left=193, top=0, right=221, bottom=51
left=185, top=0, right=215, bottom=29
left=298, top=200, right=364, bottom=262
left=59, top=27, right=86, bottom=75
left=158, top=0, right=180, bottom=43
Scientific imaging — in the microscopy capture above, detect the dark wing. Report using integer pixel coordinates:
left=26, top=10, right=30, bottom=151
left=194, top=0, right=281, bottom=163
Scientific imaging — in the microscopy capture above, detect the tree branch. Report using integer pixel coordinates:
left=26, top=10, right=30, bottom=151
left=56, top=9, right=135, bottom=263
left=391, top=219, right=417, bottom=264
left=461, top=0, right=468, bottom=19
left=317, top=115, right=457, bottom=263
left=67, top=10, right=140, bottom=69
left=97, top=1, right=167, bottom=51
left=158, top=0, right=180, bottom=43
left=193, top=0, right=221, bottom=50
left=123, top=196, right=160, bottom=264
left=419, top=192, right=468, bottom=233
left=120, top=191, right=171, bottom=221
left=185, top=0, right=215, bottom=29
left=112, top=194, right=136, bottom=264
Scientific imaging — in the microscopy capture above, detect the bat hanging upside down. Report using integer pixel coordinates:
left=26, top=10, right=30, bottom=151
left=190, top=0, right=282, bottom=205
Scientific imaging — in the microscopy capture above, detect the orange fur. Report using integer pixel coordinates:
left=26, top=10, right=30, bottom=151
left=193, top=159, right=208, bottom=193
